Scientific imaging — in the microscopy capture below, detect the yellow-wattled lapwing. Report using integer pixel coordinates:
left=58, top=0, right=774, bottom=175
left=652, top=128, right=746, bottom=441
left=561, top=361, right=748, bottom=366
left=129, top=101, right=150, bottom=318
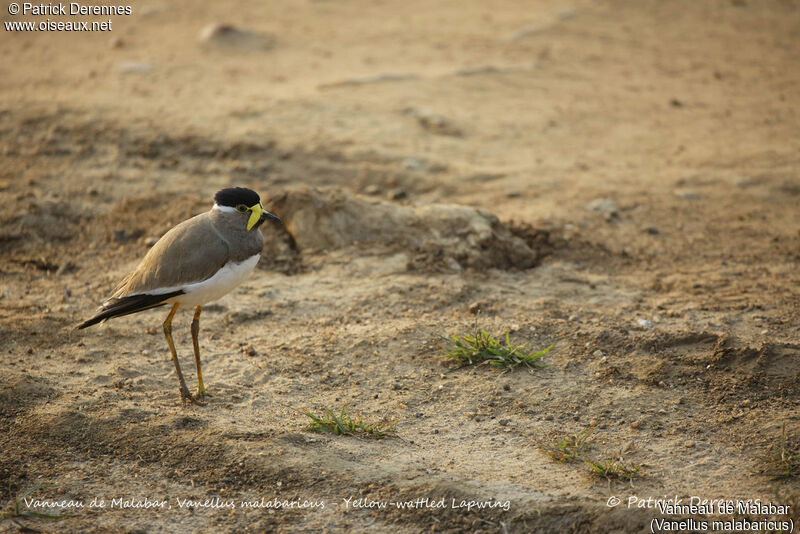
left=77, top=187, right=281, bottom=404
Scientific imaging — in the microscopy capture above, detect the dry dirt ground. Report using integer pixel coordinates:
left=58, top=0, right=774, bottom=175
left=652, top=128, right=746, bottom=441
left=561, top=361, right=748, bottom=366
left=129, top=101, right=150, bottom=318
left=1, top=0, right=800, bottom=532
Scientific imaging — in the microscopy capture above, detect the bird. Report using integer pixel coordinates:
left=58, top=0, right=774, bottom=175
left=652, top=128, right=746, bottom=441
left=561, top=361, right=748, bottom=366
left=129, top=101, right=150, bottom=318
left=77, top=187, right=281, bottom=404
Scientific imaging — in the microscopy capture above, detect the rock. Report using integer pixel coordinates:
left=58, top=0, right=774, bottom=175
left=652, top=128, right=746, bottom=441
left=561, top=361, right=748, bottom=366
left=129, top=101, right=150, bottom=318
left=143, top=236, right=159, bottom=247
left=199, top=24, right=275, bottom=51
left=685, top=440, right=695, bottom=448
left=584, top=198, right=618, bottom=215
left=468, top=302, right=482, bottom=315
left=119, top=62, right=153, bottom=74
left=499, top=419, right=509, bottom=426
left=403, top=157, right=425, bottom=171
left=386, top=187, right=407, bottom=200
left=643, top=225, right=659, bottom=235
left=676, top=190, right=699, bottom=200
left=636, top=318, right=654, bottom=329
left=734, top=176, right=757, bottom=188
left=592, top=350, right=605, bottom=358
left=402, top=108, right=463, bottom=137
left=264, top=187, right=542, bottom=271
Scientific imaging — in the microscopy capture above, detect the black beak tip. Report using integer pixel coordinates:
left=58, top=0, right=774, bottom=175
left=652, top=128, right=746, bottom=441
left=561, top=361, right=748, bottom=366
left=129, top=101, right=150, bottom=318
left=262, top=212, right=281, bottom=224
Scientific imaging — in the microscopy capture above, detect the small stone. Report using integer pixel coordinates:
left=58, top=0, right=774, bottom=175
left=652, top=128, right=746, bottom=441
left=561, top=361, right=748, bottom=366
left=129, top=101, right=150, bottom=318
left=113, top=229, right=128, bottom=243
left=364, top=184, right=381, bottom=195
left=506, top=190, right=522, bottom=198
left=658, top=381, right=666, bottom=387
left=592, top=350, right=604, bottom=358
left=119, top=62, right=153, bottom=74
left=685, top=440, right=695, bottom=448
left=386, top=187, right=407, bottom=200
left=637, top=318, right=654, bottom=329
left=499, top=419, right=509, bottom=426
left=503, top=384, right=511, bottom=391
left=544, top=414, right=554, bottom=421
left=658, top=408, right=667, bottom=415
left=403, top=157, right=425, bottom=171
left=199, top=23, right=275, bottom=51
left=643, top=225, right=659, bottom=235
left=588, top=420, right=598, bottom=426
left=144, top=236, right=159, bottom=247
left=242, top=345, right=258, bottom=357
left=585, top=198, right=618, bottom=214
left=465, top=412, right=475, bottom=419
left=568, top=314, right=579, bottom=322
left=630, top=421, right=641, bottom=429
left=676, top=190, right=699, bottom=200
left=468, top=302, right=482, bottom=315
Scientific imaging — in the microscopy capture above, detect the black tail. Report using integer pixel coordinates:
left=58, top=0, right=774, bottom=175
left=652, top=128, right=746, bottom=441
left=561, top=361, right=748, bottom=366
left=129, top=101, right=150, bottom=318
left=76, top=290, right=184, bottom=329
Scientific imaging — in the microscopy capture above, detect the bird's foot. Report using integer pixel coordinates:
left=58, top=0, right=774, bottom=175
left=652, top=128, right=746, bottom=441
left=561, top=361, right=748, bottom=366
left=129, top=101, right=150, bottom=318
left=180, top=386, right=205, bottom=406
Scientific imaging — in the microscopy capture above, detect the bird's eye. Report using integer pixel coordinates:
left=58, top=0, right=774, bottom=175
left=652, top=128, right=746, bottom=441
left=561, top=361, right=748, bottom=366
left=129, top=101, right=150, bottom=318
left=236, top=204, right=248, bottom=213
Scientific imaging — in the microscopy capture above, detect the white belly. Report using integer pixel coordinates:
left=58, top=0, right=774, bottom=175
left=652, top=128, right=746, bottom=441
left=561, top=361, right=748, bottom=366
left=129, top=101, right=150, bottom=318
left=170, top=254, right=260, bottom=306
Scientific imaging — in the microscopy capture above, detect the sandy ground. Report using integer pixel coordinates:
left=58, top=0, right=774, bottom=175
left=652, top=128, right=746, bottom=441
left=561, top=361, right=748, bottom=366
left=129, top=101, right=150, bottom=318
left=1, top=0, right=800, bottom=532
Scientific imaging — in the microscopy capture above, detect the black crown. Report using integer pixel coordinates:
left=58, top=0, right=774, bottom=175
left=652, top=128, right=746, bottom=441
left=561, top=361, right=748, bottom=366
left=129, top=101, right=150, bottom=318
left=214, top=187, right=260, bottom=208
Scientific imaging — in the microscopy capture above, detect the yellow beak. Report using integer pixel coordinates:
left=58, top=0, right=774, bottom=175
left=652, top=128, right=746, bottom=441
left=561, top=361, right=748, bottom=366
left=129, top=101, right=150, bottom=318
left=246, top=203, right=263, bottom=231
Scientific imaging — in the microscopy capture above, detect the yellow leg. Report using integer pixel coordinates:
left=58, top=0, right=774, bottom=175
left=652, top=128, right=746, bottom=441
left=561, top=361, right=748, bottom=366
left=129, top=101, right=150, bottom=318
left=191, top=305, right=208, bottom=397
left=163, top=303, right=202, bottom=405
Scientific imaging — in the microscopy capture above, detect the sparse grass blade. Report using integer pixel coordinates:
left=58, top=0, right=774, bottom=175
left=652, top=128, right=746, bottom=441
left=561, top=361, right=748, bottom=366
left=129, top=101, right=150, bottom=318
left=0, top=484, right=67, bottom=521
left=585, top=456, right=642, bottom=481
left=764, top=424, right=800, bottom=480
left=441, top=328, right=553, bottom=370
left=538, top=429, right=596, bottom=463
left=302, top=406, right=396, bottom=439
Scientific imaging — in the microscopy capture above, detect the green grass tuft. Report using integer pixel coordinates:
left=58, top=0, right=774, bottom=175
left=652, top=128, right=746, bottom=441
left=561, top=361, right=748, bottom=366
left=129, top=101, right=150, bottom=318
left=764, top=424, right=800, bottom=480
left=585, top=456, right=642, bottom=481
left=539, top=429, right=595, bottom=463
left=441, top=328, right=553, bottom=370
left=0, top=484, right=66, bottom=521
left=303, top=406, right=395, bottom=438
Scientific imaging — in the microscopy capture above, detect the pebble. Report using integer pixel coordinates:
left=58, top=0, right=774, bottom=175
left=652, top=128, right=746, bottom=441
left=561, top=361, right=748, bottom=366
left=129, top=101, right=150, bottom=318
left=403, top=157, right=425, bottom=171
left=199, top=24, right=275, bottom=51
left=676, top=190, right=699, bottom=200
left=119, top=62, right=153, bottom=74
left=637, top=318, right=654, bottom=329
left=630, top=421, right=641, bottom=429
left=643, top=225, right=660, bottom=235
left=593, top=350, right=604, bottom=358
left=685, top=440, right=696, bottom=448
left=584, top=198, right=618, bottom=214
left=499, top=419, right=509, bottom=426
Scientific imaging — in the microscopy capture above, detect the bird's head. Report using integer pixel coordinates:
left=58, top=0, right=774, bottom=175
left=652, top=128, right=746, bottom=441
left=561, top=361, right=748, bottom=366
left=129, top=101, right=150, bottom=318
left=213, top=187, right=281, bottom=231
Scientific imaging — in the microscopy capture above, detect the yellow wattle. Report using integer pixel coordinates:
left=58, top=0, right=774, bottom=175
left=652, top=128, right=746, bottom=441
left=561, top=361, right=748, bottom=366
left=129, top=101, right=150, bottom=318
left=247, top=203, right=263, bottom=231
